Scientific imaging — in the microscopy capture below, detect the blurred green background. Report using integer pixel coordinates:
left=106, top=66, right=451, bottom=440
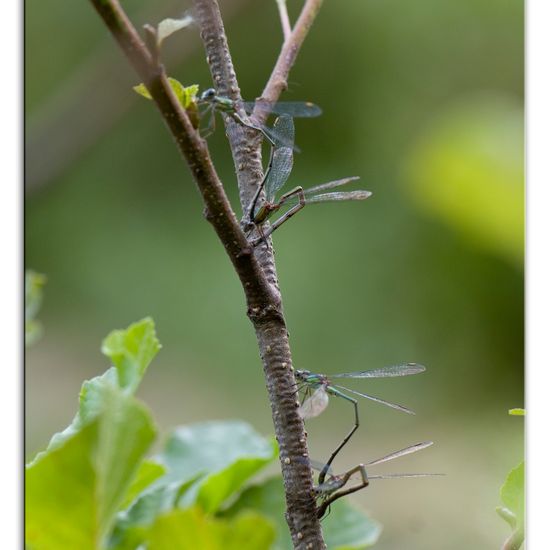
left=25, top=0, right=523, bottom=548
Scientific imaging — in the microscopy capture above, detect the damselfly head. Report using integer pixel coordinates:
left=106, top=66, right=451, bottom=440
left=199, top=88, right=216, bottom=102
left=295, top=369, right=311, bottom=380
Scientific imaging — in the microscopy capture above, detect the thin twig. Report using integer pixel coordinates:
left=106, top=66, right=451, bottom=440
left=255, top=0, right=324, bottom=124
left=276, top=0, right=292, bottom=40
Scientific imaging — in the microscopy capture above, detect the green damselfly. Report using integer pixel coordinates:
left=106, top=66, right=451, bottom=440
left=296, top=363, right=426, bottom=484
left=306, top=441, right=440, bottom=518
left=197, top=88, right=321, bottom=148
left=247, top=114, right=371, bottom=244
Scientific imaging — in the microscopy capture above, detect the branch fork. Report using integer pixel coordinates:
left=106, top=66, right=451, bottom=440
left=89, top=0, right=326, bottom=547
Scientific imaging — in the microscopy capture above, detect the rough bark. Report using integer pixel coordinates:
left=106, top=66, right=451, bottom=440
left=88, top=0, right=326, bottom=546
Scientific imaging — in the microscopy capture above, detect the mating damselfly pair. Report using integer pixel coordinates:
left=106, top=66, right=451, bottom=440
left=296, top=363, right=426, bottom=483
left=294, top=364, right=441, bottom=517
left=197, top=90, right=372, bottom=244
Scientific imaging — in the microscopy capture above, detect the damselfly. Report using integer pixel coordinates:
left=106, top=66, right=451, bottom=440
left=247, top=114, right=371, bottom=244
left=197, top=88, right=321, bottom=148
left=307, top=441, right=440, bottom=518
left=296, top=363, right=426, bottom=484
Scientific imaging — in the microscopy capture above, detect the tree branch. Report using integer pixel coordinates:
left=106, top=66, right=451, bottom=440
left=192, top=2, right=326, bottom=548
left=89, top=0, right=326, bottom=546
left=255, top=0, right=324, bottom=124
left=88, top=0, right=277, bottom=315
left=276, top=0, right=292, bottom=41
left=191, top=2, right=328, bottom=548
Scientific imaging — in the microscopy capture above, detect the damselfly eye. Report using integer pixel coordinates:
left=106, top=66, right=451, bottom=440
left=200, top=88, right=216, bottom=100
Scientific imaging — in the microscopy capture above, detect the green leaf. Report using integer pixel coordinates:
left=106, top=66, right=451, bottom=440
left=161, top=421, right=275, bottom=479
left=404, top=94, right=523, bottom=265
left=509, top=408, right=525, bottom=416
left=147, top=508, right=276, bottom=550
left=497, top=461, right=524, bottom=549
left=26, top=385, right=156, bottom=550
left=25, top=270, right=46, bottom=346
left=134, top=79, right=198, bottom=112
left=323, top=500, right=383, bottom=550
left=166, top=77, right=186, bottom=106
left=120, top=460, right=166, bottom=510
left=159, top=421, right=276, bottom=511
left=224, top=476, right=382, bottom=550
left=157, top=16, right=194, bottom=47
left=165, top=78, right=198, bottom=109
left=101, top=317, right=161, bottom=391
left=181, top=83, right=199, bottom=109
left=180, top=83, right=200, bottom=129
left=33, top=368, right=120, bottom=459
left=194, top=453, right=274, bottom=513
left=109, top=472, right=204, bottom=550
left=133, top=83, right=152, bottom=100
left=33, top=319, right=159, bottom=459
left=109, top=421, right=275, bottom=548
left=221, top=511, right=276, bottom=550
left=27, top=319, right=161, bottom=549
left=500, top=461, right=524, bottom=520
left=78, top=368, right=121, bottom=423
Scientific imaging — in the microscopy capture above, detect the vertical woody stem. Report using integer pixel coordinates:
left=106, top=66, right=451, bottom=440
left=193, top=1, right=326, bottom=547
